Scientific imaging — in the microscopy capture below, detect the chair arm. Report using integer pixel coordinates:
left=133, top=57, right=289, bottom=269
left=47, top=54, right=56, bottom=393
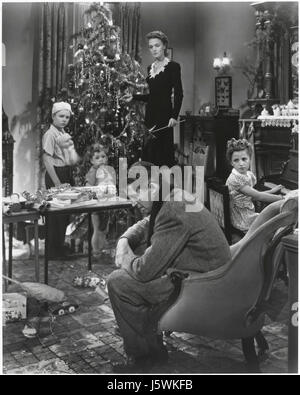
left=230, top=241, right=243, bottom=258
left=167, top=262, right=232, bottom=284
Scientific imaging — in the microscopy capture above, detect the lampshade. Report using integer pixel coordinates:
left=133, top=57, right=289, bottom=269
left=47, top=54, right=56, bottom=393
left=213, top=58, right=222, bottom=69
left=222, top=53, right=230, bottom=67
left=213, top=52, right=231, bottom=74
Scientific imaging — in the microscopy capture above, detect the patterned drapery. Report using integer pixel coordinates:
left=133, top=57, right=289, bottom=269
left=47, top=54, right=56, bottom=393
left=38, top=3, right=68, bottom=97
left=35, top=2, right=69, bottom=189
left=113, top=2, right=142, bottom=62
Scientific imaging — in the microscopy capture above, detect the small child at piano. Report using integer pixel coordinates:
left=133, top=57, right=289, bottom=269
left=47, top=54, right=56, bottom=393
left=85, top=143, right=116, bottom=257
left=226, top=138, right=284, bottom=233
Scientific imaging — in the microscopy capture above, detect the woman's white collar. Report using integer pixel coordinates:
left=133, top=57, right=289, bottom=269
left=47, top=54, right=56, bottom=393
left=149, top=58, right=170, bottom=79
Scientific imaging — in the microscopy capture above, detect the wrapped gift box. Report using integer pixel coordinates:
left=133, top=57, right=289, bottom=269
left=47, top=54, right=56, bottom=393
left=3, top=293, right=27, bottom=324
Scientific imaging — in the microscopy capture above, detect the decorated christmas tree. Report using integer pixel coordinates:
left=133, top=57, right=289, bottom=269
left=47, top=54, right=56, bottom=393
left=54, top=2, right=148, bottom=185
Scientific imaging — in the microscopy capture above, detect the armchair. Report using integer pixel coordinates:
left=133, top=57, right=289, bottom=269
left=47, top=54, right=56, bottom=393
left=159, top=196, right=298, bottom=372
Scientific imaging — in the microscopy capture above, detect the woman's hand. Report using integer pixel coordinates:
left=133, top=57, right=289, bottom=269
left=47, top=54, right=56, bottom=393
left=120, top=93, right=133, bottom=103
left=115, top=238, right=135, bottom=268
left=168, top=118, right=177, bottom=128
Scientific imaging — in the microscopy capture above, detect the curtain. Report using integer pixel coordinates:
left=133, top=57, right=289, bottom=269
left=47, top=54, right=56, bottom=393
left=113, top=2, right=142, bottom=62
left=38, top=3, right=68, bottom=98
left=34, top=2, right=70, bottom=189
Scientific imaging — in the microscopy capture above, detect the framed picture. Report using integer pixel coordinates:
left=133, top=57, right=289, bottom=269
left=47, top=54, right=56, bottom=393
left=215, top=76, right=232, bottom=108
left=167, top=47, right=173, bottom=60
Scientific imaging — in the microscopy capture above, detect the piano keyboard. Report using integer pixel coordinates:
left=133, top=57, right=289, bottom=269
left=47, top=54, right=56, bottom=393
left=263, top=182, right=290, bottom=195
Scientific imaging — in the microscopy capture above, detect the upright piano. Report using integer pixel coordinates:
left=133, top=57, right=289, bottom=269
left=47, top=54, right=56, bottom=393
left=240, top=118, right=298, bottom=195
left=257, top=145, right=298, bottom=194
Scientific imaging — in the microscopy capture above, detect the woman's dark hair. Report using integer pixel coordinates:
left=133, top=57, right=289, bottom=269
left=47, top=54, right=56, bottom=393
left=146, top=30, right=169, bottom=56
left=226, top=138, right=253, bottom=163
left=128, top=161, right=174, bottom=245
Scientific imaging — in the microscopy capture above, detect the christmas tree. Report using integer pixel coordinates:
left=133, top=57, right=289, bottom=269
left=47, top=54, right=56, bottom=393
left=54, top=2, right=148, bottom=185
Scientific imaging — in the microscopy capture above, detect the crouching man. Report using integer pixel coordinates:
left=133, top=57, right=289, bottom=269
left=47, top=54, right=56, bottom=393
left=107, top=162, right=231, bottom=373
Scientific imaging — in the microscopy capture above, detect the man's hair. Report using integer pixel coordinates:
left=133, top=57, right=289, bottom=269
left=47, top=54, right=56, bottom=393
left=146, top=31, right=169, bottom=56
left=128, top=161, right=174, bottom=193
left=128, top=161, right=176, bottom=246
left=226, top=138, right=253, bottom=163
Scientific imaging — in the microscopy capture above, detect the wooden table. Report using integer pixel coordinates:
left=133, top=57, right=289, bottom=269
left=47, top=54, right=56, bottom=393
left=282, top=232, right=298, bottom=373
left=43, top=198, right=133, bottom=284
left=2, top=209, right=40, bottom=288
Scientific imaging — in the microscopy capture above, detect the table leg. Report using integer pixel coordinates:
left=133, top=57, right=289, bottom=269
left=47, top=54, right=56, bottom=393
left=34, top=219, right=39, bottom=282
left=2, top=224, right=7, bottom=291
left=8, top=223, right=13, bottom=284
left=44, top=214, right=49, bottom=284
left=88, top=213, right=92, bottom=271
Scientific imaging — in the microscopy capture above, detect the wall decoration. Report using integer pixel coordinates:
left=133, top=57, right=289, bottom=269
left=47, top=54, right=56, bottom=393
left=215, top=76, right=232, bottom=108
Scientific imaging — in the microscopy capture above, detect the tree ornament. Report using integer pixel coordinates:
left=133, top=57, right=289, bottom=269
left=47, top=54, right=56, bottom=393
left=68, top=81, right=75, bottom=89
left=74, top=50, right=84, bottom=64
left=68, top=64, right=75, bottom=72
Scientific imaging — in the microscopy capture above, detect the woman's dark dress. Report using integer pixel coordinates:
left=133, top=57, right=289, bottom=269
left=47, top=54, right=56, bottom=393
left=133, top=60, right=183, bottom=167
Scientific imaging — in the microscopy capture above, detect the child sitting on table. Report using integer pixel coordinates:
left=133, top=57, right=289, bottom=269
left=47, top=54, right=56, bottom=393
left=225, top=138, right=284, bottom=233
left=85, top=143, right=116, bottom=257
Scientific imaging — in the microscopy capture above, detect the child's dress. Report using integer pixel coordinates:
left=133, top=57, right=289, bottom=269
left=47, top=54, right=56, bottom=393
left=85, top=165, right=115, bottom=190
left=226, top=168, right=259, bottom=232
left=85, top=165, right=116, bottom=252
left=96, top=166, right=115, bottom=186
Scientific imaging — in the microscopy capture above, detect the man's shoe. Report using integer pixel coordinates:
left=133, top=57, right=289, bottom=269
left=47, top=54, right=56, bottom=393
left=112, top=356, right=153, bottom=373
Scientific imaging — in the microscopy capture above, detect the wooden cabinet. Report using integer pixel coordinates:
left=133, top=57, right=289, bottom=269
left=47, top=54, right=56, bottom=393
left=179, top=115, right=239, bottom=181
left=240, top=119, right=297, bottom=182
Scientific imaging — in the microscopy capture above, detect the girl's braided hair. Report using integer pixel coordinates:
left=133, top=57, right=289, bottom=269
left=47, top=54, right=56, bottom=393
left=226, top=138, right=253, bottom=163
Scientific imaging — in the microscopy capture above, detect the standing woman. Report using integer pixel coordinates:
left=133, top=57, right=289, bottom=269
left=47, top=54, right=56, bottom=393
left=123, top=31, right=183, bottom=167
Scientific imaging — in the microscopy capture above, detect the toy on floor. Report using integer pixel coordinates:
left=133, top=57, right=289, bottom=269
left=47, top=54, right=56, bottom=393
left=48, top=301, right=79, bottom=316
left=72, top=272, right=100, bottom=288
